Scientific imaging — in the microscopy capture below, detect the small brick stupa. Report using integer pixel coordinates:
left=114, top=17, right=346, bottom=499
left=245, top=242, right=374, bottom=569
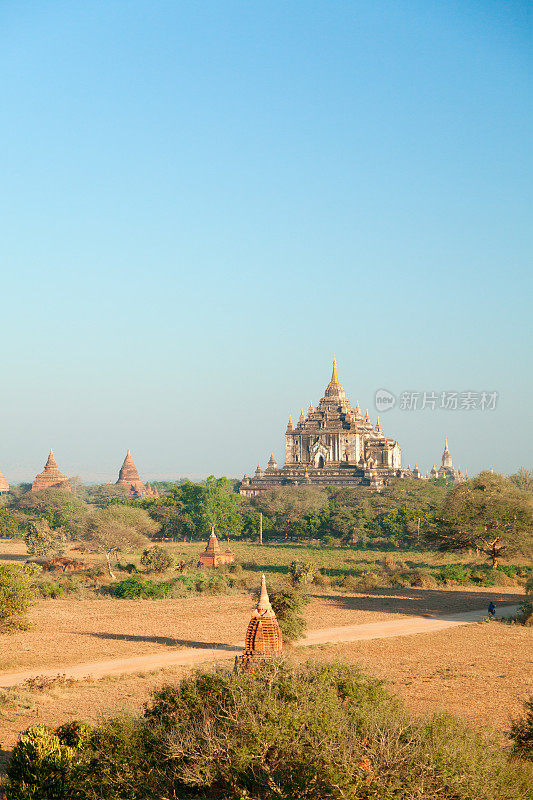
left=235, top=575, right=283, bottom=672
left=116, top=450, right=159, bottom=499
left=0, top=468, right=9, bottom=493
left=32, top=450, right=71, bottom=492
left=199, top=527, right=235, bottom=568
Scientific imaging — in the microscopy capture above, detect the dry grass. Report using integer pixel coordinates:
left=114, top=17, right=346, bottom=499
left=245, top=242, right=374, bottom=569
left=0, top=585, right=525, bottom=674
left=0, top=621, right=530, bottom=760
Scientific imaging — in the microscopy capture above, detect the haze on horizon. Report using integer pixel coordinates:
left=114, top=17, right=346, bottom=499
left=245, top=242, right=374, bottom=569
left=0, top=1, right=531, bottom=484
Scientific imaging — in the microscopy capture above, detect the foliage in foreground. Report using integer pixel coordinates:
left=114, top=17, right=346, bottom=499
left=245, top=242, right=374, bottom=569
left=0, top=565, right=34, bottom=631
left=511, top=697, right=533, bottom=761
left=6, top=661, right=533, bottom=800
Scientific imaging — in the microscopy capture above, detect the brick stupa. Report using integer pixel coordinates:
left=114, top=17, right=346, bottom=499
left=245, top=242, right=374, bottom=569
left=0, top=469, right=9, bottom=493
left=32, top=450, right=71, bottom=492
left=199, top=527, right=235, bottom=568
left=115, top=450, right=159, bottom=499
left=235, top=575, right=283, bottom=672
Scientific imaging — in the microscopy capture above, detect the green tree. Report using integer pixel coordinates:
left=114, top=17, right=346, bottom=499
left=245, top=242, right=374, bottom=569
left=24, top=519, right=65, bottom=557
left=147, top=506, right=195, bottom=540
left=0, top=565, right=34, bottom=631
left=203, top=475, right=243, bottom=540
left=431, top=471, right=533, bottom=567
left=16, top=488, right=88, bottom=531
left=79, top=509, right=154, bottom=579
left=0, top=508, right=19, bottom=538
left=253, top=486, right=327, bottom=539
left=509, top=468, right=533, bottom=495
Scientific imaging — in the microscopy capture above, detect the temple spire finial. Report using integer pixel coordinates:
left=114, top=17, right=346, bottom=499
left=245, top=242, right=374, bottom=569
left=257, top=574, right=271, bottom=613
left=331, top=355, right=339, bottom=384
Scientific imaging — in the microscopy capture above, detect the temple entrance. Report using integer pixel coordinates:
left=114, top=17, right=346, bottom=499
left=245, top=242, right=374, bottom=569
left=317, top=455, right=325, bottom=469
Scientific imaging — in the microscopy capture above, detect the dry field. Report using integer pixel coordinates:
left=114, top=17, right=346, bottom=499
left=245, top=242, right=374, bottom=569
left=1, top=538, right=530, bottom=764
left=0, top=620, right=530, bottom=759
left=0, top=586, right=525, bottom=674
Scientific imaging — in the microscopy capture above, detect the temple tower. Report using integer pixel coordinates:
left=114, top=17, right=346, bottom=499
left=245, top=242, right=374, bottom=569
left=32, top=450, right=70, bottom=492
left=236, top=575, right=283, bottom=671
left=442, top=437, right=453, bottom=469
left=199, top=527, right=235, bottom=567
left=116, top=450, right=158, bottom=499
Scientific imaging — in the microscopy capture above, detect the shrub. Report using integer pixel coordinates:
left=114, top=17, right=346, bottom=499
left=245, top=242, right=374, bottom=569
left=288, top=560, right=316, bottom=586
left=140, top=545, right=173, bottom=573
left=109, top=576, right=173, bottom=599
left=269, top=588, right=309, bottom=642
left=22, top=562, right=43, bottom=578
left=0, top=565, right=34, bottom=631
left=510, top=697, right=533, bottom=760
left=6, top=723, right=76, bottom=799
left=9, top=661, right=533, bottom=800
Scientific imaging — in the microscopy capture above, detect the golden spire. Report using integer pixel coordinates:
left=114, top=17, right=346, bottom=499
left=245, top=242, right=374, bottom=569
left=331, top=356, right=339, bottom=384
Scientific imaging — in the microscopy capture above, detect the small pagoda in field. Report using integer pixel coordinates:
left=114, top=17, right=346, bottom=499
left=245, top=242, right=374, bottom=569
left=235, top=575, right=283, bottom=672
left=116, top=450, right=159, bottom=499
left=199, top=528, right=235, bottom=568
left=0, top=468, right=9, bottom=493
left=32, top=450, right=71, bottom=492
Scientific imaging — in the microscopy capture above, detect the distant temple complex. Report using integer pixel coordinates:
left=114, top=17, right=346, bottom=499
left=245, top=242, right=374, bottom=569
left=32, top=450, right=71, bottom=492
left=116, top=450, right=159, bottom=499
left=240, top=360, right=466, bottom=496
left=241, top=359, right=403, bottom=496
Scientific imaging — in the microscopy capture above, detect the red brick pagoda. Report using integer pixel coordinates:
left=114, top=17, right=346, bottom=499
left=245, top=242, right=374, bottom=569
left=115, top=450, right=159, bottom=499
left=32, top=450, right=71, bottom=492
left=199, top=528, right=235, bottom=568
left=235, top=575, right=283, bottom=671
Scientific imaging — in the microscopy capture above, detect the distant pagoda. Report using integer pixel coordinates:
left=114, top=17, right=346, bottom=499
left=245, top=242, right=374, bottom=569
left=32, top=450, right=71, bottom=492
left=235, top=575, right=283, bottom=672
left=116, top=449, right=159, bottom=499
left=199, top=527, right=235, bottom=568
left=0, top=468, right=9, bottom=493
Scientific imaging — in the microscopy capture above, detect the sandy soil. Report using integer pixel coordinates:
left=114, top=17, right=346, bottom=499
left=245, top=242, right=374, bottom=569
left=0, top=587, right=524, bottom=674
left=1, top=618, right=530, bottom=758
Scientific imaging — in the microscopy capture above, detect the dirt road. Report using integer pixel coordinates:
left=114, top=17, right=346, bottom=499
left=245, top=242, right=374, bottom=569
left=0, top=605, right=518, bottom=689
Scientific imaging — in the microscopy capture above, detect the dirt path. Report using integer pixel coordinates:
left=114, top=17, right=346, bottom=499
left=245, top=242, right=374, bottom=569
left=0, top=605, right=518, bottom=689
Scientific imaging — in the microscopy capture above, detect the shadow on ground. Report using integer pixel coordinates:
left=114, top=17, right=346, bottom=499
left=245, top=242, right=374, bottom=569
left=0, top=554, right=30, bottom=562
left=78, top=632, right=241, bottom=651
left=310, top=587, right=524, bottom=619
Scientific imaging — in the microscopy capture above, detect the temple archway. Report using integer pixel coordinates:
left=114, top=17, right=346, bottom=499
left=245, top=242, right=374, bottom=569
left=317, top=455, right=325, bottom=469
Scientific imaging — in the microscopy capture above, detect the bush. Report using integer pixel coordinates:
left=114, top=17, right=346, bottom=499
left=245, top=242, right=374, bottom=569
left=269, top=588, right=309, bottom=642
left=288, top=560, right=316, bottom=586
left=8, top=661, right=533, bottom=799
left=109, top=576, right=173, bottom=599
left=22, top=562, right=43, bottom=578
left=0, top=565, right=34, bottom=631
left=6, top=723, right=76, bottom=800
left=140, top=545, right=173, bottom=573
left=510, top=697, right=533, bottom=760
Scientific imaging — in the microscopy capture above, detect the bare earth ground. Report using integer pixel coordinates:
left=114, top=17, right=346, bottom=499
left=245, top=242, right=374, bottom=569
left=1, top=621, right=530, bottom=757
left=0, top=540, right=530, bottom=763
left=0, top=587, right=525, bottom=673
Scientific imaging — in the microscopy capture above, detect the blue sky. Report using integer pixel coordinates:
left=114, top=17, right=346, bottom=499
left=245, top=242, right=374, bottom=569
left=0, top=1, right=531, bottom=482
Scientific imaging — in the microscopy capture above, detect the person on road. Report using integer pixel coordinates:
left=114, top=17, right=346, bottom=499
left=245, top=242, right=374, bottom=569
left=488, top=601, right=496, bottom=618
